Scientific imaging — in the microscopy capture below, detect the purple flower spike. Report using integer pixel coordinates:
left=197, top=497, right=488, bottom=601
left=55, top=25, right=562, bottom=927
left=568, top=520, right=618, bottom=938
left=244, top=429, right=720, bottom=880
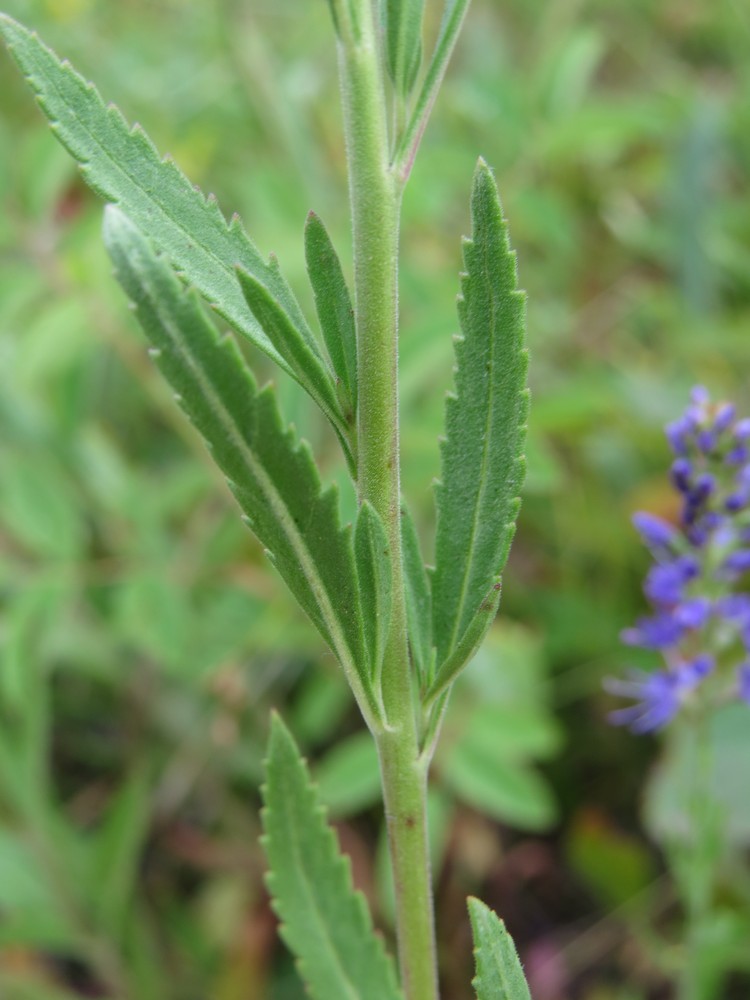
left=611, top=388, right=750, bottom=734
left=632, top=512, right=677, bottom=550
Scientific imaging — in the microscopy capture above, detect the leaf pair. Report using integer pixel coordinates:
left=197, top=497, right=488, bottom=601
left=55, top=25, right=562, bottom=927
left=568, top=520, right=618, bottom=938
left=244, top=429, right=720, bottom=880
left=0, top=15, right=358, bottom=468
left=262, top=714, right=532, bottom=1000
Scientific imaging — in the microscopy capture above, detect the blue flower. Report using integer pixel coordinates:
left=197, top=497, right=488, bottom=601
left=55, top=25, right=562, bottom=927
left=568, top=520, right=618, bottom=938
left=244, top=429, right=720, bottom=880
left=605, top=671, right=681, bottom=733
left=632, top=512, right=678, bottom=551
left=609, top=388, right=750, bottom=732
left=605, top=656, right=714, bottom=733
left=644, top=556, right=699, bottom=606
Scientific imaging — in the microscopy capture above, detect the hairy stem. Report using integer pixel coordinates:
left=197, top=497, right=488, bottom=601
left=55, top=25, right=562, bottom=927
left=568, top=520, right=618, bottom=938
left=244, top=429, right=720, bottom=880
left=335, top=2, right=439, bottom=997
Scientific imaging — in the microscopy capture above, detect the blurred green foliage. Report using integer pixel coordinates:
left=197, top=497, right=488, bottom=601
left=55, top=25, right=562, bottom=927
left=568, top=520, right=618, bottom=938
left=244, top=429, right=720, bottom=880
left=1, top=0, right=749, bottom=997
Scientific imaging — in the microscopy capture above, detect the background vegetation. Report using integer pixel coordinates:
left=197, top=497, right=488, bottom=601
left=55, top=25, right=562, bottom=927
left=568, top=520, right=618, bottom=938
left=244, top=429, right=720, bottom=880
left=1, top=0, right=749, bottom=996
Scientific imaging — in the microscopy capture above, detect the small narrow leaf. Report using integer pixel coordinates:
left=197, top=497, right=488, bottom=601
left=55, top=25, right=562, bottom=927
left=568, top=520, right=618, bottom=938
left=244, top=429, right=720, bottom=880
left=304, top=212, right=357, bottom=416
left=385, top=0, right=424, bottom=97
left=0, top=17, right=323, bottom=398
left=468, top=897, right=532, bottom=1000
left=431, top=160, right=528, bottom=682
left=236, top=266, right=353, bottom=469
left=393, top=0, right=472, bottom=182
left=354, top=501, right=392, bottom=684
left=262, top=715, right=403, bottom=1000
left=103, top=207, right=381, bottom=728
left=400, top=501, right=432, bottom=686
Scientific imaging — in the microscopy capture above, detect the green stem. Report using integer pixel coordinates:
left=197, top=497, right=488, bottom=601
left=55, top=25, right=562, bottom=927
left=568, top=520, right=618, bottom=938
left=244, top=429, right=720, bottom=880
left=377, top=725, right=439, bottom=1000
left=334, top=2, right=439, bottom=997
left=676, top=714, right=718, bottom=1000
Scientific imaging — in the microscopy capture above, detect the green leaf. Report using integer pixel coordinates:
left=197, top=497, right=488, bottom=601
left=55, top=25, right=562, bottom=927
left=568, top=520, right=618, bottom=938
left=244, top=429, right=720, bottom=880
left=354, top=502, right=392, bottom=684
left=304, top=212, right=358, bottom=416
left=400, top=501, right=433, bottom=686
left=103, top=206, right=381, bottom=729
left=393, top=0, right=472, bottom=181
left=314, top=730, right=382, bottom=819
left=441, top=737, right=556, bottom=831
left=262, top=715, right=403, bottom=1000
left=426, top=583, right=501, bottom=702
left=468, top=897, right=532, bottom=1000
left=0, top=17, right=319, bottom=390
left=236, top=265, right=353, bottom=469
left=385, top=0, right=424, bottom=98
left=430, top=160, right=528, bottom=691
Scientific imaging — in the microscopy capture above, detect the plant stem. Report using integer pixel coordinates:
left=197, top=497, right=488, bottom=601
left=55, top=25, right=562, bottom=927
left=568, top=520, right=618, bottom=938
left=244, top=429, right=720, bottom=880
left=377, top=725, right=439, bottom=1000
left=335, top=2, right=439, bottom=997
left=675, top=714, right=718, bottom=1000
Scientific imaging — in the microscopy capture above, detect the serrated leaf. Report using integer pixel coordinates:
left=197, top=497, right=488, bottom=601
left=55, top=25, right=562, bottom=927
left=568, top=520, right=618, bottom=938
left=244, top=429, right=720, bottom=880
left=103, top=207, right=381, bottom=728
left=427, top=583, right=501, bottom=701
left=262, top=715, right=403, bottom=1000
left=431, top=160, right=528, bottom=690
left=236, top=265, right=353, bottom=468
left=385, top=0, right=424, bottom=97
left=0, top=17, right=328, bottom=404
left=304, top=212, right=357, bottom=416
left=355, top=502, right=392, bottom=684
left=468, top=897, right=532, bottom=1000
left=400, top=501, right=432, bottom=686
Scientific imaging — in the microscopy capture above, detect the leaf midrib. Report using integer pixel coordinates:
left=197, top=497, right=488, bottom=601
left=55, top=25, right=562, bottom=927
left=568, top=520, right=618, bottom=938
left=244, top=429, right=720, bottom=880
left=444, top=239, right=500, bottom=657
left=284, top=791, right=375, bottom=1000
left=141, top=270, right=357, bottom=681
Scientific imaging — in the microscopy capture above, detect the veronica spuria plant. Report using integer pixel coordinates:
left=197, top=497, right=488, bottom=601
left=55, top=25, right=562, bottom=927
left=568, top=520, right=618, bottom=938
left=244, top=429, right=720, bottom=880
left=1, top=3, right=532, bottom=999
left=608, top=387, right=750, bottom=1000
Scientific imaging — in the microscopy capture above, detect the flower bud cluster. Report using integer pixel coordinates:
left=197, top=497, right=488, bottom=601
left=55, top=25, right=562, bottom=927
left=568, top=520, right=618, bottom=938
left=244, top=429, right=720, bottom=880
left=608, top=387, right=750, bottom=732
